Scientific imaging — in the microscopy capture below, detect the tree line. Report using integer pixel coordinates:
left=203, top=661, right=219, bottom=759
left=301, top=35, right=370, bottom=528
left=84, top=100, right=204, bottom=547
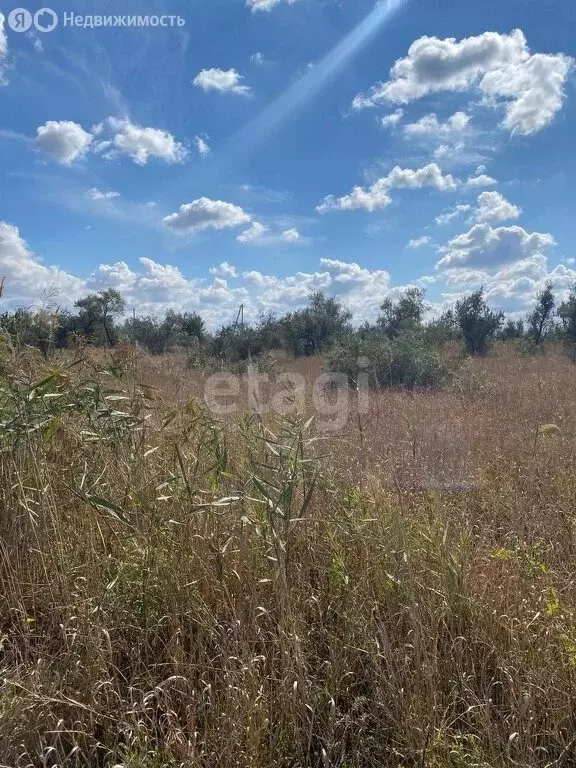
left=1, top=282, right=576, bottom=383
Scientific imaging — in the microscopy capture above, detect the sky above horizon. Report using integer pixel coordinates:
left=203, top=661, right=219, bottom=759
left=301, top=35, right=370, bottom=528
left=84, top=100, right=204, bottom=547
left=0, top=0, right=575, bottom=327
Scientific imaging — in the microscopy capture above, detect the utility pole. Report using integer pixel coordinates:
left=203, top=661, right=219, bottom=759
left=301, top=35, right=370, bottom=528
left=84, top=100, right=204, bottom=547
left=233, top=303, right=244, bottom=331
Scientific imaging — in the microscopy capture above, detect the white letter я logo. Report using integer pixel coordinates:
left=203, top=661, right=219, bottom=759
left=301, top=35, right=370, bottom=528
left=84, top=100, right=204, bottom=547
left=7, top=8, right=33, bottom=32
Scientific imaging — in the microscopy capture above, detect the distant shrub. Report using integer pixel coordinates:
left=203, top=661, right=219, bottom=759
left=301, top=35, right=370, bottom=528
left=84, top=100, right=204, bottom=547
left=326, top=331, right=450, bottom=390
left=124, top=311, right=206, bottom=355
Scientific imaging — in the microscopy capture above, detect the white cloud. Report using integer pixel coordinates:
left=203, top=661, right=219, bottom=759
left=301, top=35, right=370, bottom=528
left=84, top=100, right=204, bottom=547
left=210, top=262, right=238, bottom=279
left=0, top=13, right=6, bottom=58
left=404, top=111, right=470, bottom=138
left=240, top=258, right=393, bottom=321
left=318, top=163, right=458, bottom=213
left=464, top=172, right=497, bottom=188
left=86, top=187, right=120, bottom=201
left=237, top=221, right=301, bottom=246
left=439, top=252, right=576, bottom=315
left=0, top=222, right=84, bottom=305
left=1, top=220, right=568, bottom=326
left=0, top=12, right=8, bottom=84
left=194, top=136, right=211, bottom=157
left=35, top=121, right=93, bottom=165
left=436, top=203, right=472, bottom=226
left=437, top=223, right=555, bottom=271
left=251, top=52, right=266, bottom=65
left=163, top=197, right=251, bottom=235
left=0, top=222, right=387, bottom=324
left=93, top=117, right=187, bottom=165
left=247, top=0, right=296, bottom=12
left=87, top=261, right=137, bottom=292
left=433, top=143, right=464, bottom=161
left=353, top=29, right=573, bottom=135
left=475, top=191, right=521, bottom=223
left=407, top=236, right=434, bottom=249
left=193, top=68, right=251, bottom=96
left=381, top=109, right=404, bottom=129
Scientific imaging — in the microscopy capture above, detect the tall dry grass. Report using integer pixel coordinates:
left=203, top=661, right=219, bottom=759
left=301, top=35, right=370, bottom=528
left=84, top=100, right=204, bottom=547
left=1, top=341, right=576, bottom=767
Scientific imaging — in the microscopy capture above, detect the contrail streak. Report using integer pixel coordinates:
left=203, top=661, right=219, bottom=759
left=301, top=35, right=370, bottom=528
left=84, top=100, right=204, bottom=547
left=232, top=0, right=408, bottom=153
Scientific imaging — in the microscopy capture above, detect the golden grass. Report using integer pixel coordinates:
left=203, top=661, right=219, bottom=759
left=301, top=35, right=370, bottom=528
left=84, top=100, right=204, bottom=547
left=1, top=342, right=576, bottom=767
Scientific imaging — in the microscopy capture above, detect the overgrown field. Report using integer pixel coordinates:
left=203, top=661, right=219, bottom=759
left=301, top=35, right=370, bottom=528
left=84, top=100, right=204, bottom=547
left=2, top=342, right=576, bottom=767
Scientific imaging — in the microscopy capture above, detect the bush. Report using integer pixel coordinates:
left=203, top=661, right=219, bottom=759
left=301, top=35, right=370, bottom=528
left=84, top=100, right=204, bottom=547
left=281, top=292, right=352, bottom=357
left=558, top=283, right=576, bottom=359
left=456, top=289, right=504, bottom=356
left=326, top=330, right=450, bottom=390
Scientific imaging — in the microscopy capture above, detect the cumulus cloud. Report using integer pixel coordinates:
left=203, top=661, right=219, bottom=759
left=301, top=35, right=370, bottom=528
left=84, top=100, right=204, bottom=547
left=353, top=29, right=573, bottom=135
left=247, top=0, right=296, bottom=11
left=464, top=170, right=497, bottom=188
left=437, top=223, right=555, bottom=271
left=240, top=258, right=394, bottom=321
left=193, top=68, right=251, bottom=95
left=35, top=121, right=93, bottom=165
left=404, top=111, right=470, bottom=138
left=317, top=163, right=458, bottom=213
left=237, top=221, right=301, bottom=246
left=0, top=222, right=84, bottom=305
left=436, top=203, right=472, bottom=226
left=1, top=220, right=568, bottom=325
left=87, top=261, right=137, bottom=292
left=210, top=262, right=238, bottom=279
left=475, top=191, right=521, bottom=222
left=93, top=117, right=187, bottom=165
left=163, top=197, right=251, bottom=235
left=0, top=221, right=386, bottom=323
left=35, top=117, right=186, bottom=166
left=440, top=252, right=576, bottom=315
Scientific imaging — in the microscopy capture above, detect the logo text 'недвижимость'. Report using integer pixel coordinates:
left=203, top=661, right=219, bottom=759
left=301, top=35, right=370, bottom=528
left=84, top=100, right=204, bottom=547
left=7, top=8, right=185, bottom=32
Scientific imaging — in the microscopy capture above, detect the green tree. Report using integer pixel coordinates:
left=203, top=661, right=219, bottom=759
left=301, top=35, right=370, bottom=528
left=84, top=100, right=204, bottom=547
left=0, top=307, right=60, bottom=358
left=527, top=282, right=555, bottom=346
left=500, top=318, right=525, bottom=341
left=74, top=289, right=126, bottom=347
left=124, top=316, right=168, bottom=354
left=377, top=288, right=426, bottom=339
left=558, top=284, right=576, bottom=357
left=423, top=309, right=459, bottom=346
left=281, top=292, right=352, bottom=357
left=212, top=323, right=263, bottom=362
left=165, top=310, right=206, bottom=347
left=455, top=289, right=504, bottom=356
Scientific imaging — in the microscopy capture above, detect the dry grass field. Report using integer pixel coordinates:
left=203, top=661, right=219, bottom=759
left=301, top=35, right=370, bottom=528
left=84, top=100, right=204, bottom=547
left=1, top=342, right=576, bottom=767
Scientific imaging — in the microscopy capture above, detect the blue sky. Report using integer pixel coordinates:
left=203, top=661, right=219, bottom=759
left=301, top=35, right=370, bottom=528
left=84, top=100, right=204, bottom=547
left=0, top=0, right=575, bottom=326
